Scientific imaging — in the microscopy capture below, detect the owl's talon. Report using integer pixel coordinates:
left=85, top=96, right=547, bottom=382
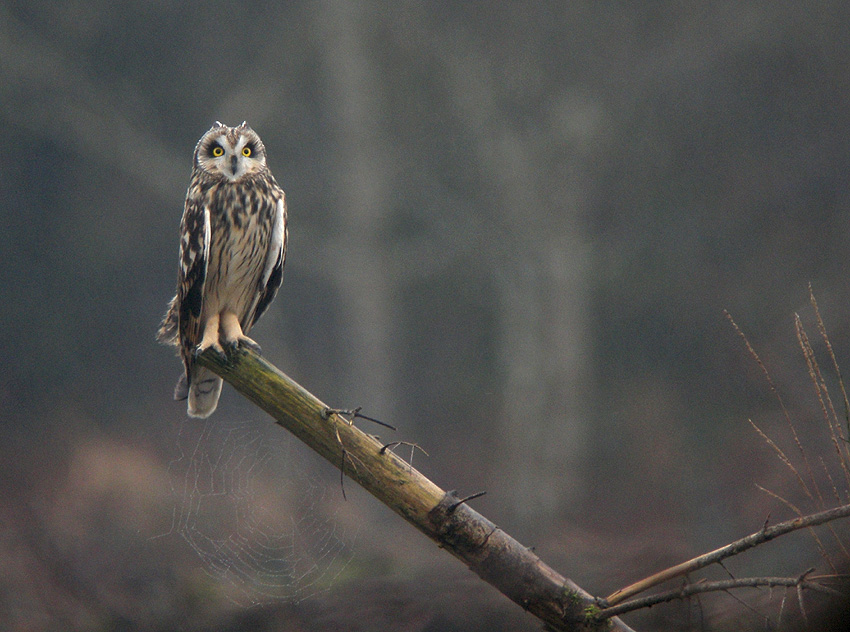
left=194, top=343, right=226, bottom=361
left=238, top=337, right=262, bottom=354
left=222, top=336, right=261, bottom=355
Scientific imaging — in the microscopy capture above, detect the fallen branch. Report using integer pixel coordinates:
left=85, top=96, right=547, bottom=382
left=605, top=503, right=850, bottom=606
left=196, top=347, right=634, bottom=632
left=598, top=572, right=843, bottom=620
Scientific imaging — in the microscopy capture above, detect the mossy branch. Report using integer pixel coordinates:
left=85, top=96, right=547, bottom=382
left=197, top=347, right=634, bottom=632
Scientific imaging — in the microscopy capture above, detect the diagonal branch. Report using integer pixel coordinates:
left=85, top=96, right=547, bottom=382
left=196, top=347, right=635, bottom=632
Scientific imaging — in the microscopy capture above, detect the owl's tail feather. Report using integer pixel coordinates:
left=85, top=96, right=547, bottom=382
left=176, top=366, right=223, bottom=418
left=173, top=373, right=189, bottom=401
left=157, top=296, right=180, bottom=346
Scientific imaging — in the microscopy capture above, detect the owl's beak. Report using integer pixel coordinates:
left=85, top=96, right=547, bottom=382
left=230, top=155, right=238, bottom=175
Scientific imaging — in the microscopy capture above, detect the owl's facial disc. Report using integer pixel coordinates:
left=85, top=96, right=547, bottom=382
left=200, top=129, right=264, bottom=182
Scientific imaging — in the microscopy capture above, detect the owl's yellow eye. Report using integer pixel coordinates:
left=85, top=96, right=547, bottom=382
left=242, top=146, right=252, bottom=157
left=212, top=146, right=224, bottom=157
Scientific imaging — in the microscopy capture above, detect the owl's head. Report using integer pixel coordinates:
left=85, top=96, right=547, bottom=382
left=193, top=122, right=268, bottom=182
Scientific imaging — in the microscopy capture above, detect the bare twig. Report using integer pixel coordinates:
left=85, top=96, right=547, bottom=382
left=809, top=285, right=850, bottom=474
left=754, top=481, right=837, bottom=575
left=820, top=456, right=850, bottom=562
left=379, top=441, right=429, bottom=457
left=447, top=491, right=487, bottom=512
left=323, top=406, right=398, bottom=431
left=795, top=314, right=830, bottom=507
left=379, top=441, right=429, bottom=472
left=749, top=419, right=813, bottom=499
left=796, top=581, right=808, bottom=626
left=805, top=318, right=850, bottom=496
left=725, top=311, right=817, bottom=502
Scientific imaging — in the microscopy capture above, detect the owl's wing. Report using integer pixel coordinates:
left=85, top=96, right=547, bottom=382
left=177, top=199, right=211, bottom=352
left=252, top=195, right=287, bottom=327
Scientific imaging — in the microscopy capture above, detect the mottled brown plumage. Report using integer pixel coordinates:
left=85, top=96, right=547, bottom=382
left=158, top=122, right=287, bottom=417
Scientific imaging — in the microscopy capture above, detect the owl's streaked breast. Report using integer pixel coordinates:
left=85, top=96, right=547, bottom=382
left=202, top=180, right=275, bottom=327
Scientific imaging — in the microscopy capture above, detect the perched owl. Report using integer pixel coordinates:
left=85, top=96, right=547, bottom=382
left=158, top=122, right=287, bottom=418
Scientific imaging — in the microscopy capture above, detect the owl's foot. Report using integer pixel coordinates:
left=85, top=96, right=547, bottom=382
left=239, top=337, right=262, bottom=354
left=223, top=336, right=262, bottom=355
left=195, top=314, right=226, bottom=359
left=220, top=311, right=262, bottom=355
left=194, top=341, right=226, bottom=361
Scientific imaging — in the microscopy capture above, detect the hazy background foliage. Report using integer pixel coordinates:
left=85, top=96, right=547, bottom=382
left=2, top=1, right=850, bottom=630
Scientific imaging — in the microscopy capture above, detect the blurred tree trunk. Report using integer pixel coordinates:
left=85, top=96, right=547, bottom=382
left=436, top=29, right=593, bottom=530
left=311, top=3, right=594, bottom=532
left=313, top=0, right=398, bottom=420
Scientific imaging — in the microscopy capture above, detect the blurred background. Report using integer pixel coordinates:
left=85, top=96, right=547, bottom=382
left=3, top=1, right=850, bottom=630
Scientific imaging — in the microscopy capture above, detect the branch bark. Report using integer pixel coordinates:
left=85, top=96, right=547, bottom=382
left=196, top=347, right=635, bottom=632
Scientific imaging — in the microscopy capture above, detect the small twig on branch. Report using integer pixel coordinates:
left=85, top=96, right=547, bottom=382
left=324, top=406, right=398, bottom=431
left=379, top=440, right=429, bottom=457
left=605, top=503, right=850, bottom=606
left=754, top=483, right=838, bottom=574
left=447, top=491, right=487, bottom=512
left=379, top=441, right=429, bottom=471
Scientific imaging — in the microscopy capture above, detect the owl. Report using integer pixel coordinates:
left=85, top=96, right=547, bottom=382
left=158, top=122, right=288, bottom=418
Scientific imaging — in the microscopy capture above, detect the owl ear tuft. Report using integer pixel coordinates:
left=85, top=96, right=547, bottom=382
left=238, top=121, right=248, bottom=129
left=214, top=121, right=226, bottom=128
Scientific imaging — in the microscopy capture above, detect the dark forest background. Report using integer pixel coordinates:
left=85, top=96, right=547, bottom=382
left=3, top=2, right=850, bottom=630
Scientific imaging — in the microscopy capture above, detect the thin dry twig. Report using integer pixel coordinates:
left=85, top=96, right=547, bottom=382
left=379, top=440, right=429, bottom=472
left=795, top=314, right=829, bottom=508
left=748, top=418, right=814, bottom=503
left=754, top=484, right=805, bottom=517
left=721, top=581, right=769, bottom=621
left=809, top=285, right=850, bottom=473
left=447, top=491, right=487, bottom=512
left=805, top=325, right=850, bottom=486
left=754, top=483, right=837, bottom=575
left=796, top=581, right=808, bottom=627
left=820, top=456, right=850, bottom=562
left=726, top=311, right=817, bottom=502
left=323, top=406, right=398, bottom=431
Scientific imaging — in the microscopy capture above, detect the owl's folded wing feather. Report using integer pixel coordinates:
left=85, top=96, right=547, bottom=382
left=177, top=199, right=211, bottom=354
left=252, top=195, right=287, bottom=327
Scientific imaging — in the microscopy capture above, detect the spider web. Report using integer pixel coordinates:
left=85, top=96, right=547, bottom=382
left=163, top=415, right=355, bottom=607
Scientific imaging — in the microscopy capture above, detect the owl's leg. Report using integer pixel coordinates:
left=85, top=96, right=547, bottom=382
left=220, top=311, right=262, bottom=354
left=195, top=312, right=226, bottom=358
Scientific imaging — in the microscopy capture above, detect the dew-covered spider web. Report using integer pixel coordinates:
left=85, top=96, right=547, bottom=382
left=161, top=415, right=355, bottom=607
